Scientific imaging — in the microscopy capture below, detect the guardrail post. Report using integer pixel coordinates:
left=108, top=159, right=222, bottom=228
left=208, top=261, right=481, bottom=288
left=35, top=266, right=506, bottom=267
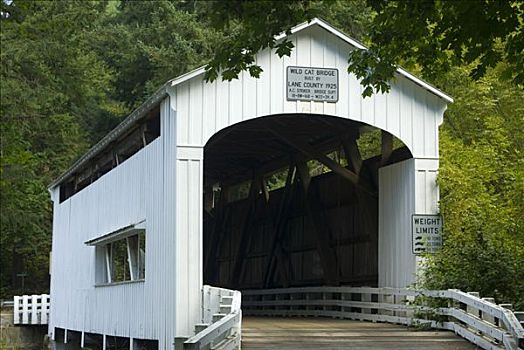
left=361, top=289, right=371, bottom=316
left=481, top=297, right=496, bottom=325
left=13, top=296, right=21, bottom=324
left=22, top=295, right=29, bottom=324
left=41, top=294, right=49, bottom=324
left=381, top=293, right=394, bottom=317
left=393, top=294, right=404, bottom=318
left=466, top=292, right=480, bottom=320
left=275, top=293, right=281, bottom=316
left=340, top=291, right=345, bottom=314
left=499, top=303, right=513, bottom=334
left=405, top=295, right=415, bottom=319
left=305, top=292, right=310, bottom=314
left=31, top=294, right=39, bottom=324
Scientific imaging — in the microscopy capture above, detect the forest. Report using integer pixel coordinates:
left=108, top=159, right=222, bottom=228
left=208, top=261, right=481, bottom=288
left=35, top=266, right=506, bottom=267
left=1, top=0, right=523, bottom=309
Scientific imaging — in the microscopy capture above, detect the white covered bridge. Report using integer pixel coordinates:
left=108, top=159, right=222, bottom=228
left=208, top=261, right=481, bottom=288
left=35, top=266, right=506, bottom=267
left=45, top=19, right=523, bottom=350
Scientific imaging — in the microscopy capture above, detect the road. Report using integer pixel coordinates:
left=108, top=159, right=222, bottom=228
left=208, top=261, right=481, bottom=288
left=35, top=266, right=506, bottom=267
left=241, top=316, right=478, bottom=350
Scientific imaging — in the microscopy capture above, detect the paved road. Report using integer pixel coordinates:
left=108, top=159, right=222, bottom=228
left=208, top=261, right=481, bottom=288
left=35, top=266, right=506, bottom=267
left=241, top=316, right=478, bottom=350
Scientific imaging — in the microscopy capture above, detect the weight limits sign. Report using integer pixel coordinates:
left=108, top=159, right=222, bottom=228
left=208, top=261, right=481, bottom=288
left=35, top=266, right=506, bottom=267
left=412, top=214, right=443, bottom=254
left=287, top=66, right=338, bottom=102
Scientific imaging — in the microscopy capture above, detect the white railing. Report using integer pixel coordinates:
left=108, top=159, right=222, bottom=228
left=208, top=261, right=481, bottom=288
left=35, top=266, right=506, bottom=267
left=242, top=286, right=524, bottom=350
left=183, top=285, right=242, bottom=350
left=13, top=294, right=50, bottom=325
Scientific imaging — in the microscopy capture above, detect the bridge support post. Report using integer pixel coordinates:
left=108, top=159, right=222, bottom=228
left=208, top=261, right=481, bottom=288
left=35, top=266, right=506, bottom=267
left=174, top=145, right=205, bottom=338
left=378, top=158, right=439, bottom=288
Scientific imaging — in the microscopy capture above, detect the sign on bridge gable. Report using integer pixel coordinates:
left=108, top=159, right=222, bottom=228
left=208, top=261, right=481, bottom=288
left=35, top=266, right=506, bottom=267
left=412, top=214, right=443, bottom=254
left=287, top=66, right=338, bottom=102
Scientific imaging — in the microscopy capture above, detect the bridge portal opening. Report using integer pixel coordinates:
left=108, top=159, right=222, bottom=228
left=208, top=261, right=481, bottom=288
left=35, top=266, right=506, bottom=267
left=203, top=114, right=412, bottom=290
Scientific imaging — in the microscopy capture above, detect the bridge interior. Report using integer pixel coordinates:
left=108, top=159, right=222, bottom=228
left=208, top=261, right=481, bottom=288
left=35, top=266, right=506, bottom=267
left=203, top=114, right=412, bottom=290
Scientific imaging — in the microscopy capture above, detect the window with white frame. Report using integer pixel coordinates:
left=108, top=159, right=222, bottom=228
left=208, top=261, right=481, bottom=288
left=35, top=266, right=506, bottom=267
left=86, top=223, right=146, bottom=285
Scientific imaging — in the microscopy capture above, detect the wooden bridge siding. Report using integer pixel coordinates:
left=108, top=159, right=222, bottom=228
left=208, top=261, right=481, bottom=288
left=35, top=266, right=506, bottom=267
left=172, top=25, right=446, bottom=160
left=204, top=168, right=378, bottom=289
left=49, top=98, right=177, bottom=349
left=378, top=158, right=439, bottom=287
left=378, top=160, right=416, bottom=288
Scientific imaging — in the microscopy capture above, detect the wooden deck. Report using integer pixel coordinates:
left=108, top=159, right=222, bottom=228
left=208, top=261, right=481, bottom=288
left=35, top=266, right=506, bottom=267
left=241, top=316, right=478, bottom=349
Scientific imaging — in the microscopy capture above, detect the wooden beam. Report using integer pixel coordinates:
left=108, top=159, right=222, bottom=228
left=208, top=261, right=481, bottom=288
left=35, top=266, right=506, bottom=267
left=229, top=175, right=262, bottom=286
left=381, top=131, right=393, bottom=166
left=342, top=136, right=362, bottom=174
left=295, top=159, right=311, bottom=192
left=296, top=160, right=339, bottom=285
left=208, top=127, right=360, bottom=187
left=266, top=127, right=376, bottom=196
left=341, top=147, right=378, bottom=240
left=263, top=164, right=296, bottom=288
left=204, top=186, right=230, bottom=284
left=261, top=177, right=270, bottom=203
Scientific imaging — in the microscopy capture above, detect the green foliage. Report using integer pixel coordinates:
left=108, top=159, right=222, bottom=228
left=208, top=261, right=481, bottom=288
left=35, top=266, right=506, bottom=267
left=421, top=64, right=524, bottom=309
left=349, top=0, right=524, bottom=95
left=0, top=0, right=522, bottom=310
left=1, top=0, right=117, bottom=297
left=203, top=0, right=373, bottom=83
left=202, top=0, right=523, bottom=95
left=95, top=0, right=220, bottom=111
left=0, top=0, right=215, bottom=297
left=202, top=0, right=318, bottom=82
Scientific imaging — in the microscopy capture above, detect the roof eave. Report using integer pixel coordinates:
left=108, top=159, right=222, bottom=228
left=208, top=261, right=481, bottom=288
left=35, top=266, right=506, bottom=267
left=310, top=18, right=454, bottom=104
left=48, top=83, right=170, bottom=190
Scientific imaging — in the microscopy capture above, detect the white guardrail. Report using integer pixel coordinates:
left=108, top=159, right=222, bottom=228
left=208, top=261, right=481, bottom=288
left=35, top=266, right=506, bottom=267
left=13, top=294, right=50, bottom=325
left=183, top=285, right=242, bottom=350
left=12, top=287, right=524, bottom=350
left=242, top=286, right=524, bottom=350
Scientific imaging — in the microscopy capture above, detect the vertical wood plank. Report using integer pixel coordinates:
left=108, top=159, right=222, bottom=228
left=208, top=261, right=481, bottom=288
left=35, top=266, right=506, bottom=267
left=256, top=49, right=271, bottom=117
left=202, top=80, right=217, bottom=144
left=30, top=295, right=38, bottom=324
left=229, top=74, right=243, bottom=126
left=296, top=30, right=312, bottom=113
left=14, top=296, right=20, bottom=324
left=176, top=83, right=190, bottom=145
left=242, top=68, right=257, bottom=120
left=283, top=35, right=298, bottom=113
left=189, top=77, right=204, bottom=144
left=22, top=295, right=29, bottom=324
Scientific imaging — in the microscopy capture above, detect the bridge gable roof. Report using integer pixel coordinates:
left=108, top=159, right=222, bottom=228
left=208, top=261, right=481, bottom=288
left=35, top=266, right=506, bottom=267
left=49, top=18, right=451, bottom=190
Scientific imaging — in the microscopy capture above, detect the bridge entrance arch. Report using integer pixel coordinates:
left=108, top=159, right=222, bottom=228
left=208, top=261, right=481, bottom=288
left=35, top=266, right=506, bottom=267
left=202, top=114, right=412, bottom=291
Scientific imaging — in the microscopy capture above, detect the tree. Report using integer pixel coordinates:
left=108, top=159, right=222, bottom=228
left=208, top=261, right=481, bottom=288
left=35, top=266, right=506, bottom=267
left=0, top=0, right=223, bottom=297
left=0, top=0, right=119, bottom=296
left=421, top=62, right=524, bottom=308
left=1, top=0, right=522, bottom=308
left=204, top=0, right=524, bottom=96
left=94, top=0, right=220, bottom=111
